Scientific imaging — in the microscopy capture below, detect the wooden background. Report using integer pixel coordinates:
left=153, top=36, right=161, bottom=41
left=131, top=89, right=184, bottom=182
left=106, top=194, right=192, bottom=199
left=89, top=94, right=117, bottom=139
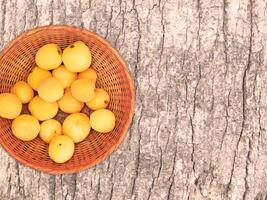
left=1, top=0, right=267, bottom=199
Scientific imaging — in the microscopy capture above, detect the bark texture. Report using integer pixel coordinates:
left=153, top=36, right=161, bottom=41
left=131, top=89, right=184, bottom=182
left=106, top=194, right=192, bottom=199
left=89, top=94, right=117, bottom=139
left=0, top=0, right=267, bottom=199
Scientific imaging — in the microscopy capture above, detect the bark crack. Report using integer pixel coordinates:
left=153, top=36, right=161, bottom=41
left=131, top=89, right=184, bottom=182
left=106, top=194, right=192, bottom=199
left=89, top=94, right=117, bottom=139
left=167, top=176, right=175, bottom=200
left=242, top=138, right=252, bottom=200
left=227, top=0, right=253, bottom=196
left=130, top=110, right=143, bottom=197
left=109, top=165, right=115, bottom=200
left=115, top=0, right=125, bottom=48
left=193, top=0, right=202, bottom=116
left=190, top=116, right=196, bottom=174
left=146, top=178, right=154, bottom=200
left=157, top=147, right=163, bottom=178
left=220, top=89, right=231, bottom=150
left=37, top=173, right=41, bottom=198
left=49, top=175, right=56, bottom=200
left=6, top=162, right=11, bottom=199
left=16, top=163, right=26, bottom=199
left=105, top=2, right=114, bottom=39
left=193, top=64, right=201, bottom=117
left=50, top=0, right=54, bottom=24
left=167, top=146, right=177, bottom=200
left=257, top=92, right=262, bottom=156
left=33, top=0, right=38, bottom=26
left=130, top=0, right=142, bottom=197
left=210, top=76, right=215, bottom=111
left=222, top=0, right=229, bottom=77
left=72, top=174, right=77, bottom=200
left=95, top=174, right=100, bottom=200
left=242, top=1, right=254, bottom=198
left=133, top=0, right=141, bottom=89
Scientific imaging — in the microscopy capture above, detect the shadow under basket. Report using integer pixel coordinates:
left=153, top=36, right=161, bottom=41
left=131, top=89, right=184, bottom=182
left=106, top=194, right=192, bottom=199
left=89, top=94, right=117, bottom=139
left=0, top=25, right=135, bottom=174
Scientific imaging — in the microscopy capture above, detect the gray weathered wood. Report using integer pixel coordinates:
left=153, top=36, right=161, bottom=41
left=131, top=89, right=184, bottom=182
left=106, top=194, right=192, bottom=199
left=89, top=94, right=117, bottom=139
left=1, top=0, right=267, bottom=199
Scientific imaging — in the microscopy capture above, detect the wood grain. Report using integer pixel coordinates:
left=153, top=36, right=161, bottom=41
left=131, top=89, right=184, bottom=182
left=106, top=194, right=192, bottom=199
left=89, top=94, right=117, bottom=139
left=1, top=0, right=267, bottom=199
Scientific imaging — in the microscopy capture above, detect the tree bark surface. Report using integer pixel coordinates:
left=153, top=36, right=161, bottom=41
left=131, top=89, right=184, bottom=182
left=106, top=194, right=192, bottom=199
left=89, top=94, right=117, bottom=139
left=0, top=0, right=267, bottom=199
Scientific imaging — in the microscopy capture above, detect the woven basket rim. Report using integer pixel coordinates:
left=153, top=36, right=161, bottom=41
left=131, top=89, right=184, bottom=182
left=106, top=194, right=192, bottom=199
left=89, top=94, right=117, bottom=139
left=0, top=25, right=135, bottom=174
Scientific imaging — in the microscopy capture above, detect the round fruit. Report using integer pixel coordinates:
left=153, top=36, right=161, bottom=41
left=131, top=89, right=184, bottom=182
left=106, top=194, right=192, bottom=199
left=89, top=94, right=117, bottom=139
left=0, top=93, right=22, bottom=119
left=58, top=88, right=84, bottom=113
left=40, top=119, right=62, bottom=143
left=38, top=77, right=64, bottom=102
left=35, top=43, right=62, bottom=70
left=90, top=109, right=115, bottom=133
left=63, top=113, right=90, bottom=143
left=86, top=88, right=110, bottom=110
left=78, top=68, right=97, bottom=83
left=62, top=41, right=92, bottom=72
left=12, top=114, right=40, bottom=141
left=11, top=81, right=34, bottom=103
left=48, top=135, right=74, bottom=163
left=27, top=66, right=52, bottom=90
left=28, top=96, right=58, bottom=121
left=71, top=78, right=95, bottom=102
left=52, top=65, right=77, bottom=88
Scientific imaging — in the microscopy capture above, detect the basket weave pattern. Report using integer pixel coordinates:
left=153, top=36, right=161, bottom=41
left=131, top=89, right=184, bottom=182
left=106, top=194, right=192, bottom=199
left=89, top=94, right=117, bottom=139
left=0, top=25, right=134, bottom=174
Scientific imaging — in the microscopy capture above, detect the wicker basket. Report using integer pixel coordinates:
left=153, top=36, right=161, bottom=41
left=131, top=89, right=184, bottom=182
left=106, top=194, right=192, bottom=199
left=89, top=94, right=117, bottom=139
left=0, top=25, right=135, bottom=174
